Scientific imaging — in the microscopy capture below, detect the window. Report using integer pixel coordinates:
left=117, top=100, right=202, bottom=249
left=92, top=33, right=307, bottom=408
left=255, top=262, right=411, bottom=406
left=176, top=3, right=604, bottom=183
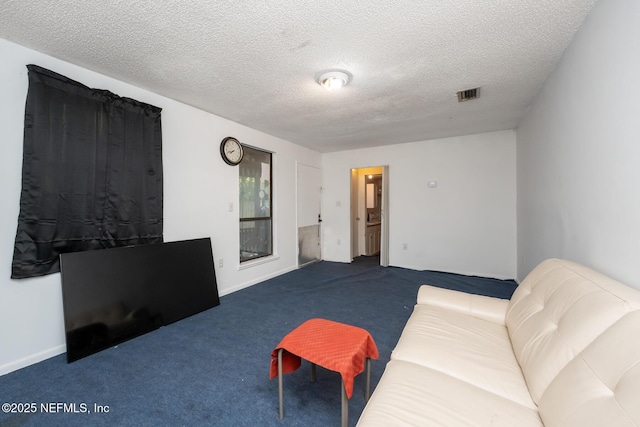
left=239, top=146, right=272, bottom=262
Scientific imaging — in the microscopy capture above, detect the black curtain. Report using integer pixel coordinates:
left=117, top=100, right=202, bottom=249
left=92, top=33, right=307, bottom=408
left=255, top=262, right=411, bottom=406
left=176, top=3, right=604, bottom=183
left=11, top=65, right=163, bottom=279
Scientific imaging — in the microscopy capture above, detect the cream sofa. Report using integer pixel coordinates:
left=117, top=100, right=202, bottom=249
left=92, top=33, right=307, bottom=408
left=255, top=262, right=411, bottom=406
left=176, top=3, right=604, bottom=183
left=357, top=258, right=640, bottom=426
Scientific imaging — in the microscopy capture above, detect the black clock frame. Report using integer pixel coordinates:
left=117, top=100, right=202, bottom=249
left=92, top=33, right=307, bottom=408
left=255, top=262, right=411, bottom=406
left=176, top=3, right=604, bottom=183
left=220, top=136, right=244, bottom=166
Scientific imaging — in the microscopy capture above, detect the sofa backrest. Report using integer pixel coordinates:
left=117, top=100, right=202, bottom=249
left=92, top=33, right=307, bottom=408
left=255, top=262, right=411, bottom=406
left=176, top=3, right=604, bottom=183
left=506, top=258, right=640, bottom=426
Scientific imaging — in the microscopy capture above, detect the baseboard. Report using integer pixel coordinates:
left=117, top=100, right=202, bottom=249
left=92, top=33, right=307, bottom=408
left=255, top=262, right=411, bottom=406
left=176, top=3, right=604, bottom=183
left=0, top=344, right=66, bottom=377
left=219, top=264, right=298, bottom=297
left=390, top=263, right=516, bottom=282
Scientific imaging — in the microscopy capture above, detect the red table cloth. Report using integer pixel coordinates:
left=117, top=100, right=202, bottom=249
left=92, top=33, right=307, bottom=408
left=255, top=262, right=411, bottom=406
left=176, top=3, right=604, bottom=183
left=270, top=318, right=379, bottom=398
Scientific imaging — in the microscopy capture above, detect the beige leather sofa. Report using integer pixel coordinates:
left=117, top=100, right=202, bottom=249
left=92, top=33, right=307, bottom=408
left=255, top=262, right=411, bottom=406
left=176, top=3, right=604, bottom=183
left=357, top=258, right=640, bottom=426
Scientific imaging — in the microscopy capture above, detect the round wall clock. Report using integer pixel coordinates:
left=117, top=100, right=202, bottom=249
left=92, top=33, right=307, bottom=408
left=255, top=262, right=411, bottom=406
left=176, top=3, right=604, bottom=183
left=220, top=136, right=244, bottom=166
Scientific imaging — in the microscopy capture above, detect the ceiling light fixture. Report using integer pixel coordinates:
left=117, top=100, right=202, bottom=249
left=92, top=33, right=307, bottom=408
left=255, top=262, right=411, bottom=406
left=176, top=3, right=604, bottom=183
left=318, top=70, right=350, bottom=90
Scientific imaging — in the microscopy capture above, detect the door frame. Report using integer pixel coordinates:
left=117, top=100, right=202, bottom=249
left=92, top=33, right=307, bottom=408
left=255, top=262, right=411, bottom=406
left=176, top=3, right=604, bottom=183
left=350, top=166, right=389, bottom=266
left=380, top=166, right=389, bottom=267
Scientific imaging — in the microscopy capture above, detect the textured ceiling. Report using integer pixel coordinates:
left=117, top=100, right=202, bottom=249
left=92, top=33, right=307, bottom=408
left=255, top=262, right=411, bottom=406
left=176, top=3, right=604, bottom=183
left=0, top=0, right=597, bottom=152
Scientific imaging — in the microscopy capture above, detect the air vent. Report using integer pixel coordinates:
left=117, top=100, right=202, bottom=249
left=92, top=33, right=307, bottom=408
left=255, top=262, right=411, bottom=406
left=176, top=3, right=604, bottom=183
left=457, top=87, right=480, bottom=102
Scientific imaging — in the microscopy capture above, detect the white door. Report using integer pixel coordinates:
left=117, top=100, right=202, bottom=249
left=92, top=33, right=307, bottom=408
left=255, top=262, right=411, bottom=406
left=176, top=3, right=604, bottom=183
left=297, top=163, right=322, bottom=267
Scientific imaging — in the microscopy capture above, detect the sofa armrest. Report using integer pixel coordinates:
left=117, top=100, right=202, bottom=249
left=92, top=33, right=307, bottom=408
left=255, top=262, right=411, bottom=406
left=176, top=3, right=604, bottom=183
left=417, top=284, right=509, bottom=325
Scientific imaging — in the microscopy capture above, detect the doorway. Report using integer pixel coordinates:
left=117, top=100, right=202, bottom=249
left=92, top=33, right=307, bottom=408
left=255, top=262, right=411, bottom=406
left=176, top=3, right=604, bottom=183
left=350, top=166, right=389, bottom=266
left=297, top=163, right=322, bottom=267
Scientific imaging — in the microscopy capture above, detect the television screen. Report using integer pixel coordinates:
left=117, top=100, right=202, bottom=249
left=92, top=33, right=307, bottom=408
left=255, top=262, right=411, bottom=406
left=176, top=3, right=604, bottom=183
left=60, top=238, right=219, bottom=362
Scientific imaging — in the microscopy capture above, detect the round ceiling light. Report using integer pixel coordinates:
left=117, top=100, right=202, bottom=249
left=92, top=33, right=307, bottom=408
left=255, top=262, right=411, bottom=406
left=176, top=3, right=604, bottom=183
left=318, top=70, right=350, bottom=90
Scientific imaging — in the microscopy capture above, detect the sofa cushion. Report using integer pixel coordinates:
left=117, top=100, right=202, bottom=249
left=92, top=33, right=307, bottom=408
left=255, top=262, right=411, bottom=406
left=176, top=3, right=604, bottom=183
left=538, top=310, right=640, bottom=427
left=506, top=259, right=640, bottom=404
left=356, top=360, right=543, bottom=427
left=391, top=304, right=535, bottom=408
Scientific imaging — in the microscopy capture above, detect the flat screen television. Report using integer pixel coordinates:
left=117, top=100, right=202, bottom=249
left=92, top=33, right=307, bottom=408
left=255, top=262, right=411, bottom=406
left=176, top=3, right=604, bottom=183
left=60, top=237, right=219, bottom=362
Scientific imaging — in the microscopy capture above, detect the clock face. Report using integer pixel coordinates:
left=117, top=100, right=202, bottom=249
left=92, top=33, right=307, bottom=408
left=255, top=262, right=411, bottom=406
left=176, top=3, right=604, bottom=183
left=220, top=137, right=244, bottom=165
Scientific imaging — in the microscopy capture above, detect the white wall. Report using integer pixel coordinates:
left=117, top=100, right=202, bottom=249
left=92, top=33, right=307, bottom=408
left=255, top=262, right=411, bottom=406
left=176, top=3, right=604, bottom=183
left=0, top=38, right=321, bottom=375
left=322, top=130, right=517, bottom=279
left=516, top=0, right=640, bottom=289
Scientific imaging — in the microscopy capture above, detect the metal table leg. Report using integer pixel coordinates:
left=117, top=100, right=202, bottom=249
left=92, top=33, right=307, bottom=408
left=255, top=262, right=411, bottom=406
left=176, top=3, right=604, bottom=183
left=365, top=358, right=371, bottom=402
left=278, top=349, right=284, bottom=419
left=341, top=378, right=348, bottom=427
left=278, top=351, right=372, bottom=425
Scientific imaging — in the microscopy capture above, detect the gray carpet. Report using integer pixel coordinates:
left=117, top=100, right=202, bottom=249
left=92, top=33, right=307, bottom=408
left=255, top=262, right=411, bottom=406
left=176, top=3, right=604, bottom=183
left=0, top=257, right=517, bottom=427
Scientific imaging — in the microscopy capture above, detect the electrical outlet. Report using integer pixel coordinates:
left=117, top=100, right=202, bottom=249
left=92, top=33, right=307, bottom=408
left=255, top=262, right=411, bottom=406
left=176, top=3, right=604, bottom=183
left=337, top=239, right=341, bottom=245
left=402, top=243, right=408, bottom=250
left=218, top=258, right=224, bottom=268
